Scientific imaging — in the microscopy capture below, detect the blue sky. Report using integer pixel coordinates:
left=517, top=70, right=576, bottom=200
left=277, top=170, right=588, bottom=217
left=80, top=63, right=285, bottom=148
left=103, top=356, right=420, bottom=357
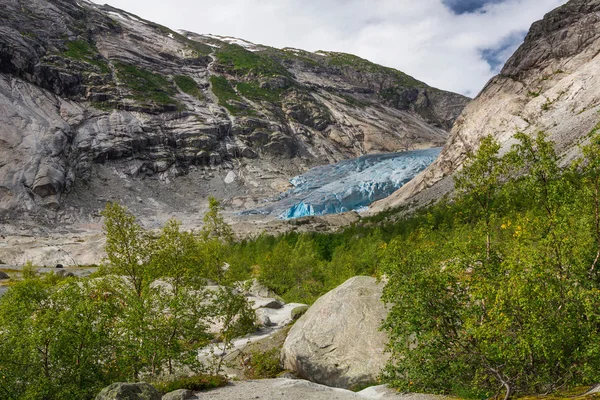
left=94, top=0, right=568, bottom=97
left=443, top=0, right=505, bottom=14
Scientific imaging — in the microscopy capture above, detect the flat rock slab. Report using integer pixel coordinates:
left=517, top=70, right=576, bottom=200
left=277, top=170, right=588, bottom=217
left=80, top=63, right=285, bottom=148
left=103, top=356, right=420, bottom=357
left=189, top=379, right=446, bottom=400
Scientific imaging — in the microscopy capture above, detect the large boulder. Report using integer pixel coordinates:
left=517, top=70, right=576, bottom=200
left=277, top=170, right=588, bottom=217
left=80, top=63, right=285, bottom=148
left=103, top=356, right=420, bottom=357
left=95, top=382, right=161, bottom=400
left=281, top=276, right=389, bottom=389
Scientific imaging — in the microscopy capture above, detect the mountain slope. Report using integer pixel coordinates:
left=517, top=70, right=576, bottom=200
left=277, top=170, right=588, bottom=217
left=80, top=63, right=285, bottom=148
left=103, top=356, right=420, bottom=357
left=372, top=0, right=600, bottom=212
left=0, top=0, right=468, bottom=227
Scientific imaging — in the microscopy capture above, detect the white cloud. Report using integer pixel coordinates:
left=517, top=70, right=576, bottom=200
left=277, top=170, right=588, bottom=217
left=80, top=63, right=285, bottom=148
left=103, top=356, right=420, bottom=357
left=92, top=0, right=568, bottom=96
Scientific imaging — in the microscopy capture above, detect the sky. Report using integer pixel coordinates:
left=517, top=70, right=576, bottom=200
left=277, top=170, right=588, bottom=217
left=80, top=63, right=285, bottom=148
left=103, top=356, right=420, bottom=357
left=93, top=0, right=568, bottom=97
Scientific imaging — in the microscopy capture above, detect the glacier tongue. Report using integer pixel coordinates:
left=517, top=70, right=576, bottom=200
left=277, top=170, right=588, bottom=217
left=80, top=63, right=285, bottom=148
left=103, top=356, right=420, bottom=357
left=243, top=148, right=441, bottom=219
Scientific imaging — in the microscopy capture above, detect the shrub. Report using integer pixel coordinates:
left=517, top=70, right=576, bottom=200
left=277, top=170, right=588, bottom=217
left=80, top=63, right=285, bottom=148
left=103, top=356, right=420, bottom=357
left=244, top=348, right=283, bottom=379
left=153, top=374, right=227, bottom=394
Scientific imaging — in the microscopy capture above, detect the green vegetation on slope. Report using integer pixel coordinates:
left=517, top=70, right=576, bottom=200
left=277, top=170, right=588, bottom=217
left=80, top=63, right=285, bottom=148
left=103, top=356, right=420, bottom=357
left=210, top=75, right=241, bottom=112
left=114, top=62, right=180, bottom=107
left=215, top=44, right=291, bottom=77
left=62, top=39, right=110, bottom=74
left=236, top=81, right=283, bottom=103
left=174, top=74, right=203, bottom=99
left=210, top=75, right=259, bottom=116
left=277, top=48, right=321, bottom=67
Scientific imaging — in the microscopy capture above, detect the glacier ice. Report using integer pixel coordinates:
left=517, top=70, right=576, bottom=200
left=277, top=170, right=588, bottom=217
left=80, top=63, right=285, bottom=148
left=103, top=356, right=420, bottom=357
left=241, top=148, right=441, bottom=219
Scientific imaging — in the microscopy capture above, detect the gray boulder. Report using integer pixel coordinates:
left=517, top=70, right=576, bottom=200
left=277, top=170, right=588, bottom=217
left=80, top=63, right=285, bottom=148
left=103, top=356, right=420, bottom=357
left=245, top=279, right=280, bottom=299
left=281, top=276, right=389, bottom=389
left=257, top=314, right=274, bottom=327
left=95, top=382, right=161, bottom=400
left=0, top=271, right=9, bottom=280
left=161, top=389, right=194, bottom=400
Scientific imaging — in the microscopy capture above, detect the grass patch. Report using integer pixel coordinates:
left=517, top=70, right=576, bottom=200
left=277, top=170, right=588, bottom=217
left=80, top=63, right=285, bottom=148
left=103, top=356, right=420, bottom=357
left=245, top=348, right=283, bottom=379
left=62, top=40, right=110, bottom=74
left=114, top=62, right=180, bottom=107
left=528, top=90, right=541, bottom=98
left=153, top=374, right=228, bottom=394
left=174, top=75, right=203, bottom=99
left=215, top=44, right=291, bottom=77
left=210, top=75, right=247, bottom=115
left=236, top=81, right=282, bottom=103
left=542, top=99, right=553, bottom=111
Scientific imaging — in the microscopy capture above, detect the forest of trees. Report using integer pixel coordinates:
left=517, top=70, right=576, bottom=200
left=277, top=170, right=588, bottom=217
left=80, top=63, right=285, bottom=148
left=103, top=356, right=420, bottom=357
left=381, top=131, right=600, bottom=399
left=2, top=129, right=600, bottom=399
left=0, top=199, right=255, bottom=399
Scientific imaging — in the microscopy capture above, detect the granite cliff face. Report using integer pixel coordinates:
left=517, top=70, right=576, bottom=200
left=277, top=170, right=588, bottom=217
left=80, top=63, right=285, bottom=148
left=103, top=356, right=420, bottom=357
left=373, top=0, right=600, bottom=212
left=0, top=0, right=468, bottom=227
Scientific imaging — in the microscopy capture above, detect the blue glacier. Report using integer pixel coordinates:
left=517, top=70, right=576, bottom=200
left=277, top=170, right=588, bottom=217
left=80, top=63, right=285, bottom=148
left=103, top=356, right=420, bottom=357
left=242, top=148, right=441, bottom=219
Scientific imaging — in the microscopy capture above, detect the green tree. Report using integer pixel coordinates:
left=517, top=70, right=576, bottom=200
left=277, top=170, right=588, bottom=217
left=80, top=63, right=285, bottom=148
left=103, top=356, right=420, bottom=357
left=454, top=135, right=503, bottom=261
left=201, top=197, right=234, bottom=243
left=579, top=131, right=600, bottom=276
left=208, top=287, right=256, bottom=374
left=0, top=277, right=121, bottom=400
left=258, top=240, right=294, bottom=295
left=102, top=202, right=154, bottom=297
left=150, top=219, right=203, bottom=288
left=383, top=133, right=600, bottom=399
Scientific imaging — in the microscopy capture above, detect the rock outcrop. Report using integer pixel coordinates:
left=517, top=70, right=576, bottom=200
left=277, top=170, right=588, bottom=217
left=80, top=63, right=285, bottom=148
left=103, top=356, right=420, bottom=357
left=281, top=276, right=389, bottom=389
left=101, top=379, right=448, bottom=400
left=373, top=0, right=600, bottom=212
left=161, top=389, right=194, bottom=400
left=0, top=0, right=468, bottom=228
left=165, top=378, right=446, bottom=400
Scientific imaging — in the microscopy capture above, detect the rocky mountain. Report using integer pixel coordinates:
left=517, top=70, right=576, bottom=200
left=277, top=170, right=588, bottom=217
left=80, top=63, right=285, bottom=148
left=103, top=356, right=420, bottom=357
left=372, top=0, right=600, bottom=212
left=0, top=0, right=468, bottom=229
